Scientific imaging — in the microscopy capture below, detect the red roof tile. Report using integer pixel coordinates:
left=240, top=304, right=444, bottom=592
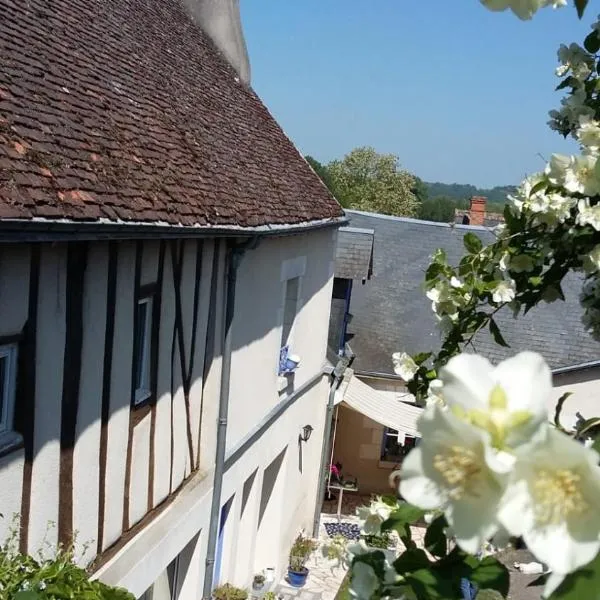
left=0, top=0, right=342, bottom=228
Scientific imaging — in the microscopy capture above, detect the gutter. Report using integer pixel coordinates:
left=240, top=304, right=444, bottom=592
left=552, top=360, right=600, bottom=376
left=202, top=236, right=259, bottom=599
left=312, top=355, right=353, bottom=538
left=0, top=215, right=348, bottom=243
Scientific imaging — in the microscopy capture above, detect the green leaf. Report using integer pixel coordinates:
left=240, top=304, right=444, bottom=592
left=489, top=318, right=509, bottom=348
left=13, top=593, right=41, bottom=600
left=554, top=392, right=573, bottom=429
left=593, top=435, right=600, bottom=455
left=393, top=548, right=431, bottom=574
left=556, top=76, right=576, bottom=91
left=585, top=31, right=600, bottom=53
left=425, top=262, right=442, bottom=282
left=464, top=232, right=483, bottom=254
left=424, top=515, right=448, bottom=558
left=529, top=179, right=548, bottom=196
left=413, top=352, right=432, bottom=366
left=432, top=248, right=447, bottom=265
left=405, top=567, right=458, bottom=600
left=575, top=0, right=589, bottom=19
left=551, top=551, right=600, bottom=599
left=470, top=557, right=510, bottom=598
left=381, top=503, right=425, bottom=536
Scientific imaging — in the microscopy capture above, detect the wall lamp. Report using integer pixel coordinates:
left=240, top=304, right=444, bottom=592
left=299, top=424, right=314, bottom=443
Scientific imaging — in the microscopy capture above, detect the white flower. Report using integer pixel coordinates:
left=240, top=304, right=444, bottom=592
left=427, top=281, right=459, bottom=318
left=582, top=244, right=600, bottom=273
left=545, top=154, right=571, bottom=187
left=356, top=497, right=393, bottom=535
left=399, top=405, right=508, bottom=554
left=440, top=352, right=552, bottom=450
left=556, top=44, right=593, bottom=82
left=426, top=379, right=445, bottom=408
left=498, top=252, right=510, bottom=272
left=392, top=352, right=419, bottom=382
left=492, top=279, right=516, bottom=303
left=564, top=154, right=600, bottom=196
left=349, top=561, right=378, bottom=599
left=577, top=198, right=600, bottom=231
left=348, top=540, right=398, bottom=598
left=450, top=276, right=463, bottom=288
left=577, top=115, right=600, bottom=153
left=481, top=0, right=565, bottom=20
left=498, top=428, right=600, bottom=588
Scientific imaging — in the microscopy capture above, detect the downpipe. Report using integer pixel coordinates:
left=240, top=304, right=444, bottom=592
left=203, top=237, right=259, bottom=599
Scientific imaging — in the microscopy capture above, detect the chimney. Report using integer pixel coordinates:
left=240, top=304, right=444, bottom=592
left=469, top=196, right=487, bottom=226
left=182, top=0, right=251, bottom=84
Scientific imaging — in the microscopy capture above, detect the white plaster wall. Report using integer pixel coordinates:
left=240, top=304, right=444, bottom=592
left=553, top=367, right=600, bottom=430
left=102, top=242, right=136, bottom=550
left=0, top=448, right=24, bottom=543
left=28, top=244, right=67, bottom=555
left=220, top=376, right=329, bottom=585
left=73, top=243, right=108, bottom=564
left=154, top=249, right=175, bottom=506
left=199, top=242, right=225, bottom=475
left=130, top=414, right=151, bottom=527
left=227, top=229, right=337, bottom=451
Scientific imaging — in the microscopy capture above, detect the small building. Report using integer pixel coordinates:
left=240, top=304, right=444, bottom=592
left=0, top=0, right=345, bottom=598
left=327, top=209, right=600, bottom=495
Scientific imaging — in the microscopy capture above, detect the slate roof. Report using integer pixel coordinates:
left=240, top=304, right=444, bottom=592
left=345, top=210, right=600, bottom=374
left=334, top=227, right=375, bottom=281
left=0, top=0, right=342, bottom=228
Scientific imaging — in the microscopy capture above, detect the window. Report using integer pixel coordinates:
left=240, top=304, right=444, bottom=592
left=0, top=344, right=17, bottom=435
left=380, top=428, right=415, bottom=463
left=133, top=296, right=153, bottom=406
left=281, top=276, right=299, bottom=348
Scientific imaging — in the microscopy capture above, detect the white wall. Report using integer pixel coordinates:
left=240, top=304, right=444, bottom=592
left=553, top=367, right=600, bottom=430
left=0, top=227, right=338, bottom=599
left=227, top=229, right=336, bottom=451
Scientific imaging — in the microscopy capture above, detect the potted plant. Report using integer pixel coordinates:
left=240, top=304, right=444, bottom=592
left=287, top=533, right=318, bottom=587
left=213, top=584, right=248, bottom=600
left=252, top=573, right=266, bottom=593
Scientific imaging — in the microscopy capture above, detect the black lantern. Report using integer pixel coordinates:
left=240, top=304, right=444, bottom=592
left=299, top=424, right=313, bottom=443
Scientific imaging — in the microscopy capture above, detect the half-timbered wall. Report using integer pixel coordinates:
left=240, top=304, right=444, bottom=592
left=0, top=227, right=339, bottom=599
left=0, top=238, right=223, bottom=566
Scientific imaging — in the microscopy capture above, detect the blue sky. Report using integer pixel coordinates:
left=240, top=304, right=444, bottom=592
left=241, top=1, right=591, bottom=188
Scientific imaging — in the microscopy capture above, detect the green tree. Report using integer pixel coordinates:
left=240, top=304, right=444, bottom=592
left=326, top=147, right=420, bottom=217
left=412, top=176, right=429, bottom=203
left=304, top=155, right=335, bottom=194
left=418, top=196, right=459, bottom=222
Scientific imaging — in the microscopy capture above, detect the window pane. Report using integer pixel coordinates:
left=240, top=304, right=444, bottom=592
left=281, top=278, right=299, bottom=346
left=134, top=301, right=148, bottom=391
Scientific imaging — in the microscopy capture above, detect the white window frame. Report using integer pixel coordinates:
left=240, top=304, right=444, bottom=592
left=133, top=296, right=153, bottom=406
left=0, top=343, right=18, bottom=436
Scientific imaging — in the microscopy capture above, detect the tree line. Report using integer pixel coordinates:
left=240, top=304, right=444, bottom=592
left=306, top=147, right=514, bottom=223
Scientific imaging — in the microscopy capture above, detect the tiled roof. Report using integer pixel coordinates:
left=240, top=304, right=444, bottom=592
left=0, top=0, right=342, bottom=228
left=344, top=210, right=600, bottom=374
left=334, top=227, right=374, bottom=281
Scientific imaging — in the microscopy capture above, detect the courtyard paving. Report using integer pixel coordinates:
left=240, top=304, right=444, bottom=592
left=274, top=494, right=426, bottom=600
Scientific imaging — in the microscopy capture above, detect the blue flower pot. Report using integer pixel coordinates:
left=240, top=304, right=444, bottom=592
left=287, top=567, right=308, bottom=587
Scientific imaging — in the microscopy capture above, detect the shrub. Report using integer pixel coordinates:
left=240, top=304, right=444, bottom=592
left=0, top=546, right=134, bottom=599
left=212, top=583, right=248, bottom=600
